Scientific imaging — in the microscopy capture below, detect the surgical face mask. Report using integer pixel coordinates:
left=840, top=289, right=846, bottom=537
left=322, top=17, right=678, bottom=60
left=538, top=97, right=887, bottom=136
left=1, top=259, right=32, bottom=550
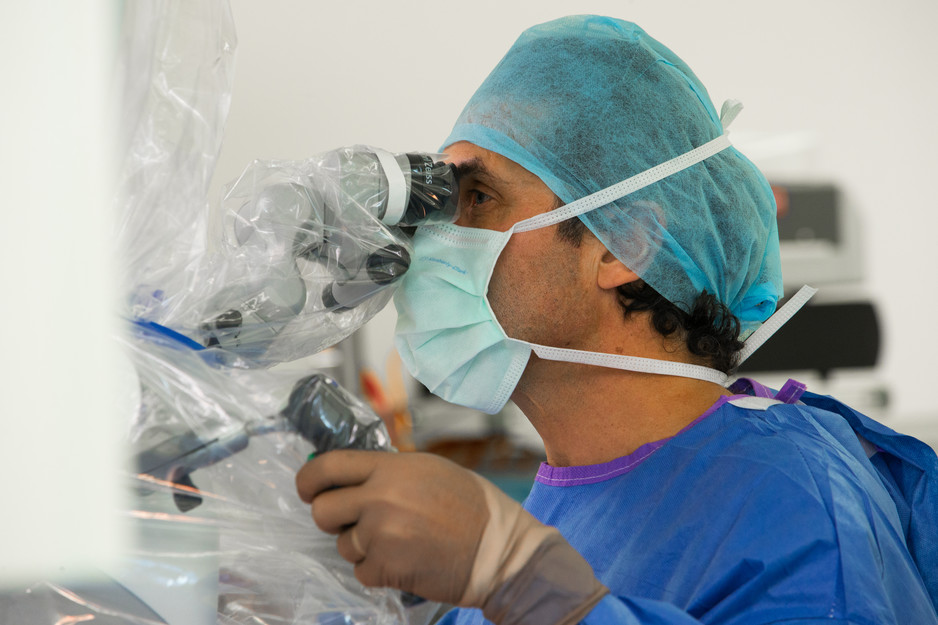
left=393, top=103, right=813, bottom=414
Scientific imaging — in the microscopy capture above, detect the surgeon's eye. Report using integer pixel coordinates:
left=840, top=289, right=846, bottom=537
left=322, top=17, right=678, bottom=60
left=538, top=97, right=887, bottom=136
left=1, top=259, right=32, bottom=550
left=464, top=189, right=493, bottom=210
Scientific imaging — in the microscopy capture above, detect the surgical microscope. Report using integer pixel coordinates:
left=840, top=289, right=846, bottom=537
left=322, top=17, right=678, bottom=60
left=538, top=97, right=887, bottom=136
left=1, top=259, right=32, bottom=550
left=136, top=145, right=460, bottom=504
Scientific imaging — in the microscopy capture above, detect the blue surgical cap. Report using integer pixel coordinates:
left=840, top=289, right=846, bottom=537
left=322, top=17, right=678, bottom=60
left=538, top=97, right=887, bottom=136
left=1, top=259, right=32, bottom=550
left=442, top=15, right=783, bottom=336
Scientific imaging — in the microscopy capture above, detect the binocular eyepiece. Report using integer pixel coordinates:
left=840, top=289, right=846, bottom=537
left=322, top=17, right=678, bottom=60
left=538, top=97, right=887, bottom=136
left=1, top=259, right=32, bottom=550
left=328, top=147, right=459, bottom=227
left=399, top=152, right=459, bottom=226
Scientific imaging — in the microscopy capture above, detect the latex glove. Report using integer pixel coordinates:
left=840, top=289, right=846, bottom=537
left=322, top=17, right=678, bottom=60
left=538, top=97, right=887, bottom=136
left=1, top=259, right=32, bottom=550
left=296, top=450, right=608, bottom=625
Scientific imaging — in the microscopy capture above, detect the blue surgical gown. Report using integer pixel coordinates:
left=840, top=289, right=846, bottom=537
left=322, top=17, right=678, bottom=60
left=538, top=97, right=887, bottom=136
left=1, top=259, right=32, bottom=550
left=440, top=389, right=938, bottom=624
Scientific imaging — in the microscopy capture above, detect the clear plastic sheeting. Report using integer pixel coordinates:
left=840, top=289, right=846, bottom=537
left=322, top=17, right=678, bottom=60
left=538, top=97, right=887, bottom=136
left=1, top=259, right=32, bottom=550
left=0, top=0, right=443, bottom=623
left=3, top=325, right=407, bottom=625
left=1, top=325, right=406, bottom=625
left=116, top=0, right=236, bottom=323
left=117, top=0, right=457, bottom=368
left=189, top=147, right=457, bottom=364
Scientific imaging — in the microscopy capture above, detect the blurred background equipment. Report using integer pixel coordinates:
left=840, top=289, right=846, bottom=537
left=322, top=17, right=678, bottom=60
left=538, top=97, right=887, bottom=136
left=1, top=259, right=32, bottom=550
left=738, top=182, right=888, bottom=420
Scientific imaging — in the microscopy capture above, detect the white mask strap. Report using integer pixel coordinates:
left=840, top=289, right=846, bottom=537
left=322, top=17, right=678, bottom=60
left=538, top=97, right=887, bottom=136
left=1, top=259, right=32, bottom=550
left=514, top=100, right=743, bottom=233
left=526, top=343, right=729, bottom=385
left=737, top=285, right=818, bottom=364
left=522, top=284, right=819, bottom=385
left=501, top=100, right=809, bottom=385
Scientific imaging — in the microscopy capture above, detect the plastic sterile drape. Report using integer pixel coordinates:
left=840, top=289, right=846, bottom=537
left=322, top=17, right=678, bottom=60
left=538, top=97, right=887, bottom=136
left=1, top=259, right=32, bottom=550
left=0, top=2, right=435, bottom=623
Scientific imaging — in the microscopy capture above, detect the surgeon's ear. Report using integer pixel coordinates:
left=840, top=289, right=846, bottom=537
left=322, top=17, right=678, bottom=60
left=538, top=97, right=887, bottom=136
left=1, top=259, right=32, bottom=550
left=597, top=250, right=639, bottom=290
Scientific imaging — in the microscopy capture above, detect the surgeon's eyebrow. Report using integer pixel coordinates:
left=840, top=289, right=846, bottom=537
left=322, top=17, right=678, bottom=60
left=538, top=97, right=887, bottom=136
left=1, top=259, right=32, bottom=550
left=453, top=158, right=509, bottom=188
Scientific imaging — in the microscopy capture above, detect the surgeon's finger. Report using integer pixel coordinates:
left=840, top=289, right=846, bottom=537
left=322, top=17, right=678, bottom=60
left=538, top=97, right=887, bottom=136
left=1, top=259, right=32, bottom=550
left=340, top=513, right=406, bottom=591
left=309, top=485, right=366, bottom=534
left=296, top=449, right=383, bottom=503
left=336, top=524, right=369, bottom=564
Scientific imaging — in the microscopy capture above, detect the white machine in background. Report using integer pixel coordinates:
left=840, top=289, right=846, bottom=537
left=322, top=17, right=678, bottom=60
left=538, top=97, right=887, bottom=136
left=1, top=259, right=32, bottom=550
left=737, top=181, right=889, bottom=420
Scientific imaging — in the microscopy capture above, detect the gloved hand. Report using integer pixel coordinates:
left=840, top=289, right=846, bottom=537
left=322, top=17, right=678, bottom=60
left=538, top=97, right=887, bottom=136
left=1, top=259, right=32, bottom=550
left=296, top=450, right=608, bottom=625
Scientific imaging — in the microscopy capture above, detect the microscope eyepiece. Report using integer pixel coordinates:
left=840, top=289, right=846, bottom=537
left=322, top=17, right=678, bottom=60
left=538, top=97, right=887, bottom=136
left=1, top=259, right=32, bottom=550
left=397, top=153, right=458, bottom=227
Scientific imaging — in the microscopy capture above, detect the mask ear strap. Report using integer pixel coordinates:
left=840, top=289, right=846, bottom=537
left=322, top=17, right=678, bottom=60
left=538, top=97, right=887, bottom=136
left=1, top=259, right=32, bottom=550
left=522, top=284, right=816, bottom=385
left=737, top=285, right=818, bottom=365
left=526, top=343, right=730, bottom=385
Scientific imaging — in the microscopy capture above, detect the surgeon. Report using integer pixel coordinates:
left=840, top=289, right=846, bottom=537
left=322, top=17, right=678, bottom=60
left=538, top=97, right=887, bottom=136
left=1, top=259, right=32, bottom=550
left=296, top=15, right=938, bottom=624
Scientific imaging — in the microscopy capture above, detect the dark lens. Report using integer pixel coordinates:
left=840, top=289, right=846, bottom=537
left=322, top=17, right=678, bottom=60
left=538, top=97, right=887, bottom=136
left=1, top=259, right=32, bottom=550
left=401, top=154, right=458, bottom=226
left=365, top=243, right=411, bottom=284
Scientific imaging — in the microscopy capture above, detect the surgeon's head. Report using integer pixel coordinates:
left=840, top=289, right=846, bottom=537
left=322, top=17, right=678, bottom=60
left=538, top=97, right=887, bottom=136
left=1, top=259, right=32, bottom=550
left=442, top=15, right=783, bottom=349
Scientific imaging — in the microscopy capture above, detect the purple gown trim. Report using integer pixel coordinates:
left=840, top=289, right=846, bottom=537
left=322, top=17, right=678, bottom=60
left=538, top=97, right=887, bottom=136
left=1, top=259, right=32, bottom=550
left=535, top=395, right=738, bottom=487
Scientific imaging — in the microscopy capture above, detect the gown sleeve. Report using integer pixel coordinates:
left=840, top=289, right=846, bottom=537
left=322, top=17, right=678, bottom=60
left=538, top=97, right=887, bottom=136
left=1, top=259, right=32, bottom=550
left=581, top=594, right=864, bottom=624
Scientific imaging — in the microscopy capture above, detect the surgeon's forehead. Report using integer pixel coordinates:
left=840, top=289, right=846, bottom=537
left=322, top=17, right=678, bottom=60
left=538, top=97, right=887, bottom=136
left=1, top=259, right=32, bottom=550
left=452, top=157, right=508, bottom=187
left=444, top=142, right=543, bottom=189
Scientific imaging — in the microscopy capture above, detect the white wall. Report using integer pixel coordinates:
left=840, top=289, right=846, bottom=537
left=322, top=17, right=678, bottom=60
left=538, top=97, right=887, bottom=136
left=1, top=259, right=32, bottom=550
left=0, top=0, right=124, bottom=584
left=216, top=0, right=938, bottom=423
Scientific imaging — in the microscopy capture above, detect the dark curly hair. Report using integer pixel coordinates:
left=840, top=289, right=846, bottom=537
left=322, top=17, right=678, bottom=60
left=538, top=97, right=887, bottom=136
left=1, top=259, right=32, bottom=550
left=557, top=216, right=743, bottom=373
